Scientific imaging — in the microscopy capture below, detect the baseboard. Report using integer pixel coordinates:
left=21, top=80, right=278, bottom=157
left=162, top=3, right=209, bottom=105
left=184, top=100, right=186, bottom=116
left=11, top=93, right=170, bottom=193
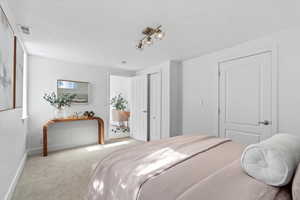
left=27, top=142, right=105, bottom=156
left=27, top=138, right=124, bottom=156
left=27, top=146, right=44, bottom=156
left=4, top=152, right=27, bottom=200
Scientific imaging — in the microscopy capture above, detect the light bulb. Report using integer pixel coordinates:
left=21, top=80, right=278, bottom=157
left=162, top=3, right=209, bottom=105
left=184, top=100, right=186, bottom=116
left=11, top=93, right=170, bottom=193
left=145, top=36, right=153, bottom=46
left=155, top=30, right=165, bottom=40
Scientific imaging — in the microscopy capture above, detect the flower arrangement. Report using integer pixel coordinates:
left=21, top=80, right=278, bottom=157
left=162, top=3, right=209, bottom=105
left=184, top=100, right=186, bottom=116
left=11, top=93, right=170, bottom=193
left=110, top=93, right=128, bottom=111
left=43, top=92, right=76, bottom=109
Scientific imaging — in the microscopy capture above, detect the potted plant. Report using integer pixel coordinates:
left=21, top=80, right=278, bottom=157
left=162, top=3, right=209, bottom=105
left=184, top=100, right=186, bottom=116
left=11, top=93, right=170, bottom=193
left=110, top=94, right=130, bottom=123
left=43, top=92, right=76, bottom=119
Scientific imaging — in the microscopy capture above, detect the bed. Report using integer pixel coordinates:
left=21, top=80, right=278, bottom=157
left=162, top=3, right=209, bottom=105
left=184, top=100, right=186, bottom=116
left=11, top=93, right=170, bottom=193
left=86, top=135, right=292, bottom=200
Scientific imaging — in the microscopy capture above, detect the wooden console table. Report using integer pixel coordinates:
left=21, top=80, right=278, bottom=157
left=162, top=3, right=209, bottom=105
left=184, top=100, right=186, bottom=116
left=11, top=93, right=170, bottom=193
left=43, top=117, right=104, bottom=156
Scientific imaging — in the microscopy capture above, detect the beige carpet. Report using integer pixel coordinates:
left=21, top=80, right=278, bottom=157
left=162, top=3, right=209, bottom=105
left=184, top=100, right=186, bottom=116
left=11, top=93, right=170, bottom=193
left=12, top=138, right=141, bottom=200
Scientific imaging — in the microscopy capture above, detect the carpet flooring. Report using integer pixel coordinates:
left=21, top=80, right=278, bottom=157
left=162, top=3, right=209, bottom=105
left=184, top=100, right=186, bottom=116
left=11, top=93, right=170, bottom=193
left=12, top=138, right=141, bottom=200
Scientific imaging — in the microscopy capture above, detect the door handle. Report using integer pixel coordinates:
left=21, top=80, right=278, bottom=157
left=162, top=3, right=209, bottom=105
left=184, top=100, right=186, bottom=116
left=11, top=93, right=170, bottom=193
left=258, top=120, right=271, bottom=125
left=142, top=110, right=148, bottom=113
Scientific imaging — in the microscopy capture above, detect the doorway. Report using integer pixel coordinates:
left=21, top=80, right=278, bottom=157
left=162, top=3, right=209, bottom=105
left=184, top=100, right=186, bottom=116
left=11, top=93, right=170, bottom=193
left=109, top=75, right=131, bottom=139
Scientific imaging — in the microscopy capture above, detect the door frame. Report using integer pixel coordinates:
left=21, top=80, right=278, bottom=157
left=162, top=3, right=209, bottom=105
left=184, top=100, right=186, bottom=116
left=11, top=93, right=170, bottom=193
left=106, top=72, right=111, bottom=140
left=217, top=43, right=278, bottom=139
left=107, top=72, right=135, bottom=140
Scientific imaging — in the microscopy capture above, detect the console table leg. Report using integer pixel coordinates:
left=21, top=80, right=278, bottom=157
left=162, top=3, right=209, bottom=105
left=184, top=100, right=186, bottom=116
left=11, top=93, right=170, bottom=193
left=98, top=120, right=104, bottom=145
left=43, top=127, right=48, bottom=156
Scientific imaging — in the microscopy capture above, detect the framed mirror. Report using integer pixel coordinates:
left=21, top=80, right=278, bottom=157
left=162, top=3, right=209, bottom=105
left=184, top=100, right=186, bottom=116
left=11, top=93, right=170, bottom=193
left=57, top=80, right=89, bottom=104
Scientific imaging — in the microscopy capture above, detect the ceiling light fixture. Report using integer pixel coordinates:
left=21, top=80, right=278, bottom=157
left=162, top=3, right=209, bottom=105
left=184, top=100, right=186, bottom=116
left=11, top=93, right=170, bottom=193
left=136, top=25, right=165, bottom=50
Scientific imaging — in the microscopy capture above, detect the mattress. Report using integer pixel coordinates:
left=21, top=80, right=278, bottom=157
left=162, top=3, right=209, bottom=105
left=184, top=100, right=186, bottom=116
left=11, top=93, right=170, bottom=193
left=86, top=135, right=291, bottom=200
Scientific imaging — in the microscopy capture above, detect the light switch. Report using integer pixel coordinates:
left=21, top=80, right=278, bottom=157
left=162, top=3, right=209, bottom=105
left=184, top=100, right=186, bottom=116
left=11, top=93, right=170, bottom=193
left=199, top=99, right=204, bottom=106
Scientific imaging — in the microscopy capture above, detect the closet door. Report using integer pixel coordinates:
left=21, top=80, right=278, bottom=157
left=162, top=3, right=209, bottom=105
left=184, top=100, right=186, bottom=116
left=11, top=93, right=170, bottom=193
left=131, top=75, right=148, bottom=141
left=149, top=72, right=161, bottom=141
left=219, top=52, right=274, bottom=145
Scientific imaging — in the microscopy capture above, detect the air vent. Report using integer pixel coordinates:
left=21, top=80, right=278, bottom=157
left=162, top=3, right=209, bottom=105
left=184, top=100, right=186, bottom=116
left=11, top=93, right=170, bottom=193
left=19, top=25, right=30, bottom=35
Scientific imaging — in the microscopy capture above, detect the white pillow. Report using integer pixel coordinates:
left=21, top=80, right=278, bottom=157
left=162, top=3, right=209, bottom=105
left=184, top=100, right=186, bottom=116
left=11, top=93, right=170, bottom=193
left=241, top=134, right=300, bottom=186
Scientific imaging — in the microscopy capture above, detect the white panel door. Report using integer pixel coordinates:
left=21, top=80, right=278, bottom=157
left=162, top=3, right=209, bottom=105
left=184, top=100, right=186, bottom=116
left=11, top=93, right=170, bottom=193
left=149, top=72, right=161, bottom=141
left=131, top=75, right=148, bottom=141
left=219, top=52, right=274, bottom=145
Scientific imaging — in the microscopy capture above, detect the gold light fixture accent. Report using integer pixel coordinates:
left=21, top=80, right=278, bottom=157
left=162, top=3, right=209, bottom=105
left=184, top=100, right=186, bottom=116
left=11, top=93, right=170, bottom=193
left=136, top=25, right=165, bottom=50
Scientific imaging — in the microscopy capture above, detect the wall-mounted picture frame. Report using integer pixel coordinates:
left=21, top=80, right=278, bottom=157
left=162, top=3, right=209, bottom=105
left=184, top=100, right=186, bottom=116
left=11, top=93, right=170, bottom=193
left=0, top=6, right=15, bottom=111
left=14, top=37, right=24, bottom=108
left=57, top=80, right=89, bottom=104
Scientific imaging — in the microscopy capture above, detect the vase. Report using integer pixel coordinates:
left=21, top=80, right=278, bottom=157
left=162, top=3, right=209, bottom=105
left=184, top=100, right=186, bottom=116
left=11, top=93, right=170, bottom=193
left=53, top=107, right=67, bottom=119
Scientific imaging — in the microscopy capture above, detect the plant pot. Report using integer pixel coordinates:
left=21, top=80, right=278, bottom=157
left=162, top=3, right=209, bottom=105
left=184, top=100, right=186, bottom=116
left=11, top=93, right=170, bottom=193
left=53, top=107, right=67, bottom=119
left=111, top=109, right=130, bottom=122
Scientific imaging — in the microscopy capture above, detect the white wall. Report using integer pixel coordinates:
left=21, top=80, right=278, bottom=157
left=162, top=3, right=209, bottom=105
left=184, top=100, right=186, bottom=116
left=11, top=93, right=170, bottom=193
left=0, top=0, right=28, bottom=199
left=0, top=110, right=27, bottom=199
left=27, top=55, right=133, bottom=154
left=182, top=28, right=300, bottom=137
left=170, top=61, right=182, bottom=137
